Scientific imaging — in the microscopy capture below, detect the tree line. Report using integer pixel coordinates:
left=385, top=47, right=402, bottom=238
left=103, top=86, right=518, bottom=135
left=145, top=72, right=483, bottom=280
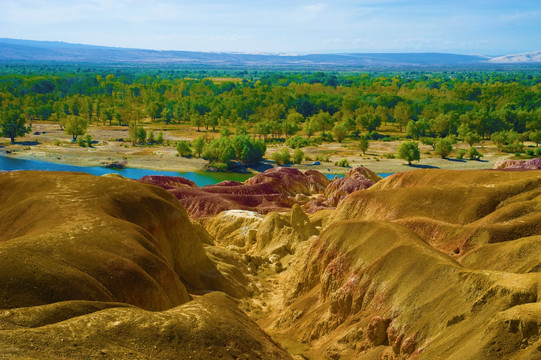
left=1, top=65, right=541, bottom=168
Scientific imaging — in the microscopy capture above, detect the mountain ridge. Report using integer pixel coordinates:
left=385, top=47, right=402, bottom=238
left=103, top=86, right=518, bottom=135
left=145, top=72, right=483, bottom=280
left=0, top=38, right=540, bottom=68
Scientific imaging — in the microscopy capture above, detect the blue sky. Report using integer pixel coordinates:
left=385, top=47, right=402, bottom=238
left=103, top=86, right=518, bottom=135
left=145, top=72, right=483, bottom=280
left=1, top=0, right=540, bottom=55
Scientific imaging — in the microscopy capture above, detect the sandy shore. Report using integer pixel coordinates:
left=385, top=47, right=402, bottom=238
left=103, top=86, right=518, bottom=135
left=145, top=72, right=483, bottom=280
left=1, top=122, right=511, bottom=175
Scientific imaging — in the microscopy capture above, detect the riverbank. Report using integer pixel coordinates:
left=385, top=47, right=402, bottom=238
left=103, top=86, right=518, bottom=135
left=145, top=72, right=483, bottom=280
left=1, top=122, right=511, bottom=176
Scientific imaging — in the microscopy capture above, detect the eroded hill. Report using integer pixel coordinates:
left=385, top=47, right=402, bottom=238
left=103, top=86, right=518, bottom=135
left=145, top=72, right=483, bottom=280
left=0, top=171, right=290, bottom=359
left=1, top=168, right=541, bottom=359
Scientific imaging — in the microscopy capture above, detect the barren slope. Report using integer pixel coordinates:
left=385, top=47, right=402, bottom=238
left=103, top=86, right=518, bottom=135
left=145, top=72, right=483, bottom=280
left=0, top=171, right=290, bottom=359
left=263, top=169, right=541, bottom=359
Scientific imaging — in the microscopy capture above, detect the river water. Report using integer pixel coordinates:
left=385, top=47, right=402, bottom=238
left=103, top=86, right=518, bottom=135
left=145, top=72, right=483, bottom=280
left=0, top=155, right=356, bottom=187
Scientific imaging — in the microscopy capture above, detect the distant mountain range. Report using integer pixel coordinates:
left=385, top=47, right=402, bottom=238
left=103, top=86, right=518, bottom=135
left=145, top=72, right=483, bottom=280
left=0, top=38, right=540, bottom=68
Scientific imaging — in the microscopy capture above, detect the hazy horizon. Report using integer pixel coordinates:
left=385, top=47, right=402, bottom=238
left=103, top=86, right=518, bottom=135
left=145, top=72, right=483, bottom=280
left=1, top=0, right=540, bottom=55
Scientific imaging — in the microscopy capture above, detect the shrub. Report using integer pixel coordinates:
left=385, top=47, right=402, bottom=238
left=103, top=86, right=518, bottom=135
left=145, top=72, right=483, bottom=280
left=308, top=137, right=323, bottom=146
left=85, top=134, right=92, bottom=148
left=503, top=141, right=524, bottom=153
left=156, top=131, right=164, bottom=145
left=335, top=159, right=350, bottom=167
left=293, top=148, right=304, bottom=164
left=456, top=149, right=467, bottom=159
left=315, top=153, right=330, bottom=162
left=207, top=162, right=229, bottom=172
left=368, top=131, right=382, bottom=140
left=359, top=135, right=369, bottom=154
left=272, top=148, right=291, bottom=165
left=77, top=136, right=86, bottom=147
left=285, top=135, right=309, bottom=149
left=536, top=148, right=541, bottom=156
left=176, top=140, right=192, bottom=157
left=526, top=149, right=535, bottom=156
left=468, top=147, right=483, bottom=160
left=384, top=153, right=395, bottom=159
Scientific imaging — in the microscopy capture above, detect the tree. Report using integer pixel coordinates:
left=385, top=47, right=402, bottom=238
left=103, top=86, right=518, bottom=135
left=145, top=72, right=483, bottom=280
left=282, top=118, right=300, bottom=138
left=359, top=135, right=369, bottom=154
left=393, top=102, right=412, bottom=132
left=462, top=132, right=481, bottom=147
left=332, top=122, right=349, bottom=143
left=357, top=113, right=382, bottom=132
left=397, top=141, right=420, bottom=165
left=191, top=113, right=203, bottom=132
left=406, top=118, right=431, bottom=139
left=64, top=116, right=88, bottom=141
left=293, top=148, right=304, bottom=164
left=529, top=131, right=541, bottom=147
left=0, top=109, right=31, bottom=143
left=283, top=111, right=303, bottom=138
left=192, top=136, right=205, bottom=158
left=202, top=136, right=234, bottom=165
left=421, top=137, right=436, bottom=150
left=435, top=138, right=453, bottom=158
left=314, top=111, right=333, bottom=136
left=303, top=118, right=318, bottom=138
left=136, top=127, right=147, bottom=145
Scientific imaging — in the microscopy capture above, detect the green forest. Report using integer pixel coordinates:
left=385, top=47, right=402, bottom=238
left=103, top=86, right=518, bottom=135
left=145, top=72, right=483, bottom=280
left=1, top=64, right=541, bottom=167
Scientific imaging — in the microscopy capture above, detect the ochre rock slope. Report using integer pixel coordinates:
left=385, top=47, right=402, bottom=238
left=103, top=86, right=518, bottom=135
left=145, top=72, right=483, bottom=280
left=0, top=171, right=291, bottom=359
left=269, top=169, right=541, bottom=359
left=204, top=204, right=319, bottom=259
left=0, top=293, right=291, bottom=360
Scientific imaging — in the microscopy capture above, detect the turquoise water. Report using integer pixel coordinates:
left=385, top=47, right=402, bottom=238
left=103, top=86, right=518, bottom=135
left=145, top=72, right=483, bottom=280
left=0, top=155, right=252, bottom=186
left=0, top=155, right=354, bottom=186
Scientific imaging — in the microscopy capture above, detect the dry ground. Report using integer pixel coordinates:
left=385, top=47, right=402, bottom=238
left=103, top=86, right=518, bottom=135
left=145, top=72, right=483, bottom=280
left=0, top=121, right=524, bottom=175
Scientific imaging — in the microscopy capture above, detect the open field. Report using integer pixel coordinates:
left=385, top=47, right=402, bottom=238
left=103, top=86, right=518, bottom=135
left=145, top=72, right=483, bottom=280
left=0, top=122, right=522, bottom=175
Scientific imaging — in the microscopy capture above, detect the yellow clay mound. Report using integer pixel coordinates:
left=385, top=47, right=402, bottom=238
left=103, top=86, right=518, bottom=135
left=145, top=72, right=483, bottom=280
left=0, top=293, right=291, bottom=360
left=274, top=220, right=541, bottom=359
left=0, top=171, right=290, bottom=359
left=267, top=169, right=541, bottom=359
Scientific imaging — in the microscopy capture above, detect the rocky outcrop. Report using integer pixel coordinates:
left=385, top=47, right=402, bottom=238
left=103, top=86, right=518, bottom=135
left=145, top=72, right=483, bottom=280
left=494, top=157, right=541, bottom=170
left=0, top=171, right=290, bottom=359
left=270, top=169, right=541, bottom=359
left=140, top=167, right=331, bottom=218
left=140, top=167, right=382, bottom=218
left=140, top=168, right=330, bottom=218
left=204, top=204, right=318, bottom=260
left=303, top=166, right=382, bottom=212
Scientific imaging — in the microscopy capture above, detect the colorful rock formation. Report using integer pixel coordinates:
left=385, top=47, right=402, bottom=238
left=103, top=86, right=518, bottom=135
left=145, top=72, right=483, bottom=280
left=141, top=167, right=332, bottom=218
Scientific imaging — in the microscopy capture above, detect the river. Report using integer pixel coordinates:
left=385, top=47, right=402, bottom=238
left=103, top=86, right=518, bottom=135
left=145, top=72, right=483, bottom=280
left=0, top=155, right=355, bottom=187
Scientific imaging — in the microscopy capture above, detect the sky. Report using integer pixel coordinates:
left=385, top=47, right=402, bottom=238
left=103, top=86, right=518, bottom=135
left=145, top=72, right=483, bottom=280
left=1, top=0, right=540, bottom=55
